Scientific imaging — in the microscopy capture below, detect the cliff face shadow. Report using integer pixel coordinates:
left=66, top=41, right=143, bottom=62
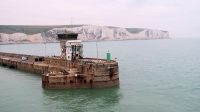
left=42, top=87, right=122, bottom=112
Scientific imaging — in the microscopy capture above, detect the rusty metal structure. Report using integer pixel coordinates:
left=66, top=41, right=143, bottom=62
left=0, top=33, right=119, bottom=89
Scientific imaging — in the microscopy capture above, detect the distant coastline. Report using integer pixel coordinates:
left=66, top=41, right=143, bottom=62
left=0, top=38, right=171, bottom=45
left=0, top=25, right=170, bottom=43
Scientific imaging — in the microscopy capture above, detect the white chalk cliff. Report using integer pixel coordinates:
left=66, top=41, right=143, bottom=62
left=0, top=25, right=169, bottom=43
left=0, top=33, right=43, bottom=43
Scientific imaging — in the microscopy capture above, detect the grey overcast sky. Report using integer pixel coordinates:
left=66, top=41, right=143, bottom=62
left=0, top=0, right=200, bottom=37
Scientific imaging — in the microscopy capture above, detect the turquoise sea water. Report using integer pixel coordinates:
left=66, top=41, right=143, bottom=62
left=0, top=38, right=200, bottom=112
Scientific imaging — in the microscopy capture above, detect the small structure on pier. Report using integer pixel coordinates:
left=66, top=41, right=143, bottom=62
left=57, top=32, right=83, bottom=60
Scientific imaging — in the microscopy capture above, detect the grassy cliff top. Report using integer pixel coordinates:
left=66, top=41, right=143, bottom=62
left=0, top=25, right=163, bottom=35
left=0, top=25, right=82, bottom=34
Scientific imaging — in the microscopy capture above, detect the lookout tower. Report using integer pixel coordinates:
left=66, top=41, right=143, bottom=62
left=57, top=32, right=83, bottom=61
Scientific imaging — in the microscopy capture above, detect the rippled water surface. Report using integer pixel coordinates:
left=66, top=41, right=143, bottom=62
left=0, top=38, right=200, bottom=112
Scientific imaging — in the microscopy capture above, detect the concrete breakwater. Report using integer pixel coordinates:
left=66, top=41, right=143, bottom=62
left=0, top=52, right=119, bottom=88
